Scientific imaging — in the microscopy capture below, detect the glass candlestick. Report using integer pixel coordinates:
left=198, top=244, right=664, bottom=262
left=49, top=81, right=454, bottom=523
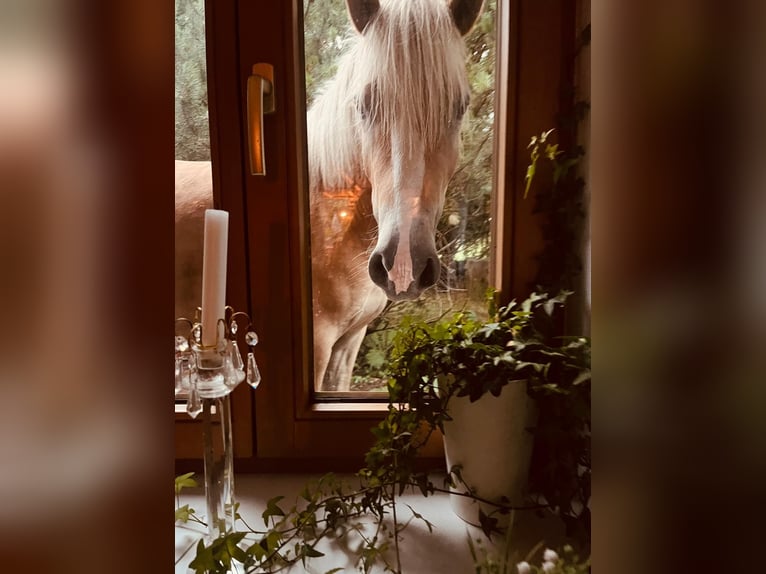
left=191, top=339, right=229, bottom=398
left=175, top=309, right=261, bottom=542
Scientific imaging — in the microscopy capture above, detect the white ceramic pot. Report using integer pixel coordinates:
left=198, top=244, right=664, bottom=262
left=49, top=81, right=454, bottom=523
left=442, top=380, right=536, bottom=527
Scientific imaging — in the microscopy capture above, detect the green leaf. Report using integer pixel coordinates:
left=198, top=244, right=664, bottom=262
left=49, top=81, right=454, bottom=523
left=231, top=501, right=241, bottom=521
left=479, top=322, right=500, bottom=338
left=304, top=545, right=325, bottom=558
left=448, top=464, right=465, bottom=488
left=524, top=164, right=535, bottom=198
left=247, top=540, right=267, bottom=561
left=414, top=473, right=433, bottom=497
left=175, top=504, right=196, bottom=523
left=545, top=143, right=560, bottom=161
left=405, top=503, right=434, bottom=533
left=266, top=530, right=282, bottom=552
left=477, top=508, right=500, bottom=538
left=189, top=539, right=214, bottom=574
left=223, top=533, right=249, bottom=565
left=515, top=361, right=542, bottom=373
left=572, top=370, right=591, bottom=386
left=262, top=495, right=286, bottom=526
left=175, top=472, right=198, bottom=495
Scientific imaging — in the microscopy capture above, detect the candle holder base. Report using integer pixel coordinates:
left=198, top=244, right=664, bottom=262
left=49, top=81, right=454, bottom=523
left=175, top=307, right=261, bottom=542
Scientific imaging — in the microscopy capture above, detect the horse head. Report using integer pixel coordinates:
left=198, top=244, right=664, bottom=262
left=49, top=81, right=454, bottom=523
left=345, top=0, right=483, bottom=301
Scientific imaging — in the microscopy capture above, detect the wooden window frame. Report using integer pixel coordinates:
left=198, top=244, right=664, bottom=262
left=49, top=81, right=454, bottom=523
left=175, top=0, right=579, bottom=473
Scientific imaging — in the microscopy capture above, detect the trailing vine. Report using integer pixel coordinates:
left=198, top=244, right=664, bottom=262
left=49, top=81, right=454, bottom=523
left=526, top=22, right=591, bottom=296
left=525, top=128, right=587, bottom=295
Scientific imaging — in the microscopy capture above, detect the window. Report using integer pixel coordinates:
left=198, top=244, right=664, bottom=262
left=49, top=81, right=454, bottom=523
left=304, top=0, right=497, bottom=400
left=175, top=0, right=580, bottom=469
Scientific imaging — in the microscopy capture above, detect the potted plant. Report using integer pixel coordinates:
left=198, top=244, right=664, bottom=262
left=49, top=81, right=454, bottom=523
left=384, top=290, right=591, bottom=539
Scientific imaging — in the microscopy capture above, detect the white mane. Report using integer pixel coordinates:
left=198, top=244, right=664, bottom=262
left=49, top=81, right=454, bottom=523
left=307, top=0, right=470, bottom=192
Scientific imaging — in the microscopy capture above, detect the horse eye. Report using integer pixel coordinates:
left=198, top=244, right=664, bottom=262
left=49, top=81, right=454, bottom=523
left=455, top=94, right=470, bottom=120
left=358, top=85, right=374, bottom=122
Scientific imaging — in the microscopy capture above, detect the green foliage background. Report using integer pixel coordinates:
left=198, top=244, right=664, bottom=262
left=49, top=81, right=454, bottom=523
left=175, top=0, right=210, bottom=161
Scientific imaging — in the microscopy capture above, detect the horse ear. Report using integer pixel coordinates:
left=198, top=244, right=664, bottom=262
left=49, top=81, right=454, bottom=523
left=450, top=0, right=484, bottom=36
left=345, top=0, right=380, bottom=34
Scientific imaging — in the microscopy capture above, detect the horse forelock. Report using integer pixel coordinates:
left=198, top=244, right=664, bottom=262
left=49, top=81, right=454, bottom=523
left=308, top=0, right=469, bottom=192
left=357, top=0, right=469, bottom=151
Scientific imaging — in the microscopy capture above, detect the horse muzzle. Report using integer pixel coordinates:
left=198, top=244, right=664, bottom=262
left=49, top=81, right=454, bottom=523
left=368, top=243, right=440, bottom=301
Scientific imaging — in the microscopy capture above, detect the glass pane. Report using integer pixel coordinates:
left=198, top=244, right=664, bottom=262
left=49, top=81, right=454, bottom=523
left=175, top=0, right=212, bottom=321
left=304, top=0, right=496, bottom=394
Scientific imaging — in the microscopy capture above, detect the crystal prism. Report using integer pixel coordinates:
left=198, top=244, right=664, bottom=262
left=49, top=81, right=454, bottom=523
left=223, top=351, right=238, bottom=389
left=230, top=340, right=244, bottom=371
left=246, top=352, right=261, bottom=389
left=245, top=331, right=259, bottom=347
left=192, top=324, right=202, bottom=344
left=176, top=357, right=192, bottom=394
left=175, top=335, right=189, bottom=353
left=229, top=320, right=238, bottom=335
left=174, top=357, right=183, bottom=396
left=186, top=386, right=202, bottom=418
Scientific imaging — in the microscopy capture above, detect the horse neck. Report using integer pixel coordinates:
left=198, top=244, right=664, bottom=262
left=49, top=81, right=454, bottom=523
left=310, top=181, right=375, bottom=256
left=347, top=185, right=375, bottom=240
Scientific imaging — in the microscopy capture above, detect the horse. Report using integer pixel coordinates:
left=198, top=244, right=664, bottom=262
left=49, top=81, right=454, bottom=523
left=174, top=0, right=484, bottom=391
left=310, top=0, right=483, bottom=390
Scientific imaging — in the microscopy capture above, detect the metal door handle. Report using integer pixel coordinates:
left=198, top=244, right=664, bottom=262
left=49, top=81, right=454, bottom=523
left=247, top=63, right=275, bottom=176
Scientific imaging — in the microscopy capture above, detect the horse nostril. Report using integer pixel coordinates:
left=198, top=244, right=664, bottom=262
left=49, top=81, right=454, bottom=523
left=416, top=256, right=439, bottom=290
left=368, top=252, right=389, bottom=289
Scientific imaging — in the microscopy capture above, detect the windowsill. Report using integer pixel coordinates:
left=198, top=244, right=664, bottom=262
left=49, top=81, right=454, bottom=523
left=175, top=402, right=218, bottom=415
left=310, top=401, right=390, bottom=412
left=175, top=473, right=565, bottom=573
left=175, top=396, right=390, bottom=417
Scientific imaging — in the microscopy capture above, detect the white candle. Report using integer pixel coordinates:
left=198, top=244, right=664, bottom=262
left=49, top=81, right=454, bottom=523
left=201, top=209, right=229, bottom=347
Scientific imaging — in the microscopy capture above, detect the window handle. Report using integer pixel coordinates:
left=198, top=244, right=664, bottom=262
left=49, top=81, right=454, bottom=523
left=247, top=63, right=275, bottom=176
